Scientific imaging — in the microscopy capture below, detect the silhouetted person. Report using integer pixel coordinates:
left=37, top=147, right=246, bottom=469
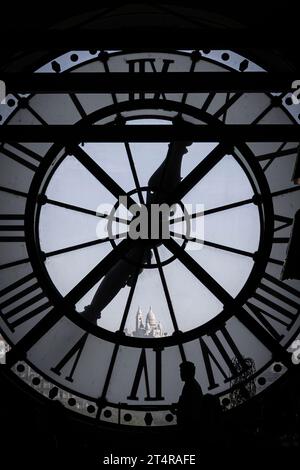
left=176, top=361, right=204, bottom=428
left=81, top=141, right=192, bottom=324
left=174, top=361, right=222, bottom=447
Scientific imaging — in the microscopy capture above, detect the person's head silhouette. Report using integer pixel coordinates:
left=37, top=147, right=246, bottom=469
left=179, top=361, right=196, bottom=382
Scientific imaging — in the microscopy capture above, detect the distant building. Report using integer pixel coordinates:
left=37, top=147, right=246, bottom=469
left=0, top=334, right=10, bottom=364
left=128, top=306, right=166, bottom=338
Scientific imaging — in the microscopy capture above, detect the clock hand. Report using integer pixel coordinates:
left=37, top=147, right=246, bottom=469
left=147, top=141, right=192, bottom=204
left=81, top=244, right=148, bottom=324
left=149, top=142, right=229, bottom=209
left=170, top=142, right=229, bottom=203
left=82, top=141, right=192, bottom=325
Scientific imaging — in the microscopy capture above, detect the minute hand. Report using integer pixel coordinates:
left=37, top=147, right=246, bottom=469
left=147, top=141, right=192, bottom=205
left=167, top=142, right=229, bottom=204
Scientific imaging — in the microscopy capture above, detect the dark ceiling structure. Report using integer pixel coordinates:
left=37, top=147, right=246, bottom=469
left=0, top=1, right=299, bottom=70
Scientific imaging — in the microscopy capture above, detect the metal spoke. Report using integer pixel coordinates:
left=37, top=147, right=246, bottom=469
left=0, top=258, right=30, bottom=270
left=213, top=92, right=243, bottom=119
left=201, top=92, right=216, bottom=112
left=69, top=144, right=137, bottom=211
left=12, top=93, right=49, bottom=126
left=169, top=197, right=254, bottom=225
left=45, top=233, right=127, bottom=258
left=221, top=92, right=231, bottom=123
left=69, top=93, right=87, bottom=119
left=45, top=197, right=130, bottom=225
left=251, top=92, right=285, bottom=125
left=124, top=142, right=145, bottom=205
left=153, top=247, right=179, bottom=331
left=261, top=142, right=286, bottom=172
left=0, top=185, right=27, bottom=198
left=153, top=246, right=186, bottom=361
left=272, top=186, right=300, bottom=198
left=102, top=57, right=145, bottom=206
left=257, top=145, right=298, bottom=161
left=170, top=231, right=255, bottom=259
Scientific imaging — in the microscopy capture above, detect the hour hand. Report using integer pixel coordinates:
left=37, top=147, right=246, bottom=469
left=81, top=245, right=147, bottom=324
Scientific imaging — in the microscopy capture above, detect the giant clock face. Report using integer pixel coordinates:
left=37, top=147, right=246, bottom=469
left=0, top=49, right=300, bottom=427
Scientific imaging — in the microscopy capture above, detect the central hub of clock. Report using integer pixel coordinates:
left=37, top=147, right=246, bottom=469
left=106, top=186, right=190, bottom=269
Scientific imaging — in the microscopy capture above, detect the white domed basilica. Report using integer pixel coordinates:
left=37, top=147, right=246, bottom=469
left=127, top=307, right=166, bottom=338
